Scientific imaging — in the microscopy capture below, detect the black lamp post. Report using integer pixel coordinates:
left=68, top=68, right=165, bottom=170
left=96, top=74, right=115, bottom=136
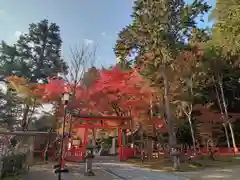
left=56, top=91, right=70, bottom=180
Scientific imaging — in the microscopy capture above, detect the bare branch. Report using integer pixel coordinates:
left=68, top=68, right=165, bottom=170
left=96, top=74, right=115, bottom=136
left=65, top=43, right=97, bottom=90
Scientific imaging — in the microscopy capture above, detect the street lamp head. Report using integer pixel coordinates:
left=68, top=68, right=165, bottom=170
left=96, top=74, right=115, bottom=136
left=62, top=92, right=70, bottom=101
left=62, top=92, right=71, bottom=105
left=57, top=72, right=65, bottom=79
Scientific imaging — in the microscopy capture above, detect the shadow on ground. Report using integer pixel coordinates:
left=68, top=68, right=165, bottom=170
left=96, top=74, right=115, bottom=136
left=20, top=164, right=117, bottom=180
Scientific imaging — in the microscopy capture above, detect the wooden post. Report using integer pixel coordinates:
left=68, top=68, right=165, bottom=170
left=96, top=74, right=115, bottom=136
left=83, top=120, right=89, bottom=156
left=84, top=127, right=88, bottom=145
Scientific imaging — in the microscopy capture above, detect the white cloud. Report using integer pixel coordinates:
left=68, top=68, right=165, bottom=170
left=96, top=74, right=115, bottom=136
left=14, top=31, right=22, bottom=39
left=7, top=31, right=23, bottom=44
left=101, top=32, right=107, bottom=37
left=36, top=104, right=53, bottom=118
left=12, top=31, right=33, bottom=45
left=84, top=38, right=94, bottom=45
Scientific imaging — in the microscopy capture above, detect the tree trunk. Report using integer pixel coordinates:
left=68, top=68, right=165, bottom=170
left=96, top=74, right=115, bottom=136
left=228, top=123, right=237, bottom=154
left=44, top=128, right=53, bottom=163
left=187, top=115, right=196, bottom=154
left=146, top=138, right=153, bottom=160
left=222, top=123, right=230, bottom=149
left=46, top=128, right=53, bottom=148
left=15, top=103, right=37, bottom=167
left=28, top=136, right=35, bottom=165
left=162, top=73, right=179, bottom=169
left=22, top=105, right=30, bottom=130
left=91, top=129, right=97, bottom=154
left=213, top=77, right=230, bottom=149
left=140, top=128, right=144, bottom=162
left=14, top=104, right=31, bottom=154
left=131, top=125, right=137, bottom=156
left=218, top=78, right=237, bottom=152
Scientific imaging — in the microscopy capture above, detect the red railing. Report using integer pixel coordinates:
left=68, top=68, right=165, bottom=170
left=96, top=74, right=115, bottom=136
left=64, top=147, right=85, bottom=161
left=119, top=146, right=135, bottom=159
left=157, top=147, right=236, bottom=156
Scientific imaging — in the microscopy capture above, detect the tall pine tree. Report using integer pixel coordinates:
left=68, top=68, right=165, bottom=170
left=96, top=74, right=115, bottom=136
left=16, top=19, right=68, bottom=82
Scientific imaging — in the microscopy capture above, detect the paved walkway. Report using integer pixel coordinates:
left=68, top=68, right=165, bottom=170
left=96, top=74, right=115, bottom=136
left=97, top=159, right=240, bottom=180
left=175, top=165, right=240, bottom=180
left=20, top=164, right=118, bottom=180
left=20, top=160, right=240, bottom=180
left=99, top=162, right=187, bottom=180
left=20, top=163, right=188, bottom=180
left=19, top=162, right=188, bottom=180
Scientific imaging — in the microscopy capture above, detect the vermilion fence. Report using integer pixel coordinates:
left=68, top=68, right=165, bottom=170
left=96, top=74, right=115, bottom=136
left=46, top=146, right=136, bottom=162
left=119, top=146, right=135, bottom=159
left=64, top=147, right=85, bottom=161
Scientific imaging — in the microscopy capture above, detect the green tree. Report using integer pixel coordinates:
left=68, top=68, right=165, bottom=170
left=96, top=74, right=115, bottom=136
left=115, top=0, right=210, bottom=169
left=34, top=113, right=57, bottom=131
left=16, top=19, right=68, bottom=82
left=0, top=88, right=21, bottom=129
left=173, top=50, right=202, bottom=153
left=0, top=19, right=68, bottom=129
left=0, top=41, right=20, bottom=82
left=173, top=28, right=211, bottom=153
left=199, top=46, right=240, bottom=151
left=207, top=0, right=240, bottom=151
left=211, top=0, right=240, bottom=55
left=0, top=42, right=23, bottom=129
left=16, top=20, right=67, bottom=130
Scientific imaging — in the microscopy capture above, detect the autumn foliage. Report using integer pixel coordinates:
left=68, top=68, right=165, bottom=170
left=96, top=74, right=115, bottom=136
left=87, top=67, right=155, bottom=118
left=7, top=76, right=45, bottom=105
left=7, top=66, right=156, bottom=123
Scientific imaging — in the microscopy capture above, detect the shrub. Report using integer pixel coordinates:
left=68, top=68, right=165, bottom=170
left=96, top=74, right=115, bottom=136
left=0, top=153, right=28, bottom=178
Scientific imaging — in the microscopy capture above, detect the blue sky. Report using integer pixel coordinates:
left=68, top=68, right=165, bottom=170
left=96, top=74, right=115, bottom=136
left=0, top=0, right=215, bottom=67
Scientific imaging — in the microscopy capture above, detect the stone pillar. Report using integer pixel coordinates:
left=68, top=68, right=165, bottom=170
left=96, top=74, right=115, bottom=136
left=111, top=137, right=116, bottom=155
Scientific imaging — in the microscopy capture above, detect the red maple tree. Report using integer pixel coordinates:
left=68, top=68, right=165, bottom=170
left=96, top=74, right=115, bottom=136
left=17, top=66, right=157, bottom=125
left=86, top=66, right=156, bottom=120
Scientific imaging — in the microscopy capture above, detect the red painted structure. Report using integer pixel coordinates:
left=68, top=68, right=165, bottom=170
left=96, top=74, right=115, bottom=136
left=64, top=114, right=135, bottom=161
